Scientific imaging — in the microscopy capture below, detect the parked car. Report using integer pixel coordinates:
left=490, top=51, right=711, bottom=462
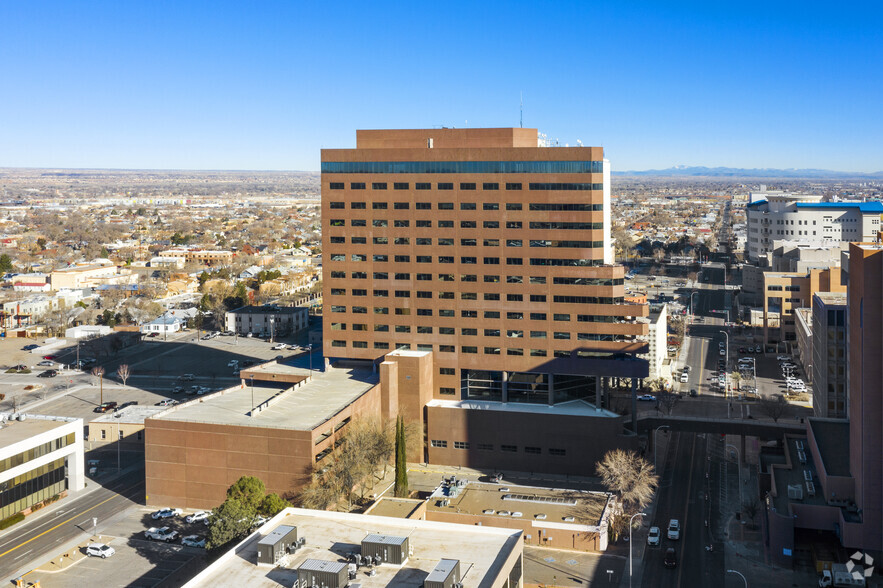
left=37, top=360, right=55, bottom=367
left=145, top=526, right=178, bottom=542
left=180, top=374, right=195, bottom=381
left=151, top=507, right=182, bottom=520
left=227, top=360, right=239, bottom=367
left=667, top=519, right=681, bottom=540
left=38, top=370, right=58, bottom=378
left=94, top=402, right=118, bottom=413
left=181, top=535, right=205, bottom=548
left=85, top=543, right=115, bottom=558
left=679, top=373, right=689, bottom=383
left=776, top=355, right=790, bottom=361
left=637, top=394, right=656, bottom=401
left=689, top=389, right=698, bottom=397
left=647, top=526, right=661, bottom=546
left=22, top=344, right=39, bottom=351
left=271, top=343, right=286, bottom=350
left=663, top=547, right=678, bottom=568
left=156, top=399, right=178, bottom=407
left=185, top=511, right=210, bottom=523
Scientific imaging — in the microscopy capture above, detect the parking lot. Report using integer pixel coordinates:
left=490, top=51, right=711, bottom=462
left=27, top=504, right=212, bottom=588
left=0, top=331, right=322, bottom=423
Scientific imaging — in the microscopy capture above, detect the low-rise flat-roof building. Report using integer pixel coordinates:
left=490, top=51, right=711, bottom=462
left=184, top=507, right=524, bottom=588
left=145, top=366, right=378, bottom=509
left=225, top=305, right=309, bottom=338
left=88, top=405, right=167, bottom=448
left=424, top=481, right=614, bottom=552
left=0, top=413, right=84, bottom=520
left=811, top=292, right=847, bottom=418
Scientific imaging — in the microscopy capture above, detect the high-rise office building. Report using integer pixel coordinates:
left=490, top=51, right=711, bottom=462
left=321, top=128, right=648, bottom=399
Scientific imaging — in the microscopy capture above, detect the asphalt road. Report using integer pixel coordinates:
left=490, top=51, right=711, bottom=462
left=642, top=432, right=723, bottom=587
left=0, top=468, right=145, bottom=581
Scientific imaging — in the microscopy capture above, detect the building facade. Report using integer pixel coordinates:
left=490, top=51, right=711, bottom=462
left=225, top=305, right=309, bottom=338
left=321, top=128, right=648, bottom=403
left=811, top=292, right=847, bottom=419
left=643, top=304, right=668, bottom=383
left=762, top=267, right=845, bottom=345
left=746, top=192, right=882, bottom=263
left=0, top=414, right=84, bottom=520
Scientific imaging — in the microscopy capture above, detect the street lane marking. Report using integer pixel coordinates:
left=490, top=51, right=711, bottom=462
left=0, top=481, right=141, bottom=559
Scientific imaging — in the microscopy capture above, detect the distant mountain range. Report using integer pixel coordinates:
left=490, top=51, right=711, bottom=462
left=613, top=166, right=883, bottom=179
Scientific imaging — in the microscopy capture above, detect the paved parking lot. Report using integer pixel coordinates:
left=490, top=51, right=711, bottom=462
left=0, top=331, right=323, bottom=422
left=28, top=504, right=212, bottom=588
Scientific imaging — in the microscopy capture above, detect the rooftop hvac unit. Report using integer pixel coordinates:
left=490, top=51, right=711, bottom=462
left=803, top=470, right=813, bottom=482
left=296, top=559, right=347, bottom=588
left=424, top=559, right=461, bottom=588
left=797, top=450, right=807, bottom=464
left=796, top=441, right=805, bottom=451
left=361, top=533, right=409, bottom=565
left=806, top=481, right=816, bottom=497
left=256, top=525, right=297, bottom=565
left=787, top=484, right=804, bottom=500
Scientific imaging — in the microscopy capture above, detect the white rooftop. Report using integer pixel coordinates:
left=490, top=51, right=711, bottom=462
left=185, top=508, right=522, bottom=588
left=426, top=398, right=618, bottom=418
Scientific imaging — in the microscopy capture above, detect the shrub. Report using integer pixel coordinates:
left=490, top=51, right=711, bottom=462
left=0, top=513, right=25, bottom=530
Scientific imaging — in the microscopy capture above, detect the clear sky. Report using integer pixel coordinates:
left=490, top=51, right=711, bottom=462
left=1, top=1, right=881, bottom=172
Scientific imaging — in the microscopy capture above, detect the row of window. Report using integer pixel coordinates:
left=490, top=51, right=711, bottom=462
left=327, top=201, right=603, bottom=212
left=0, top=458, right=66, bottom=508
left=327, top=288, right=621, bottom=303
left=0, top=433, right=76, bottom=475
left=329, top=254, right=603, bottom=266
left=429, top=440, right=566, bottom=455
left=330, top=181, right=603, bottom=192
left=330, top=325, right=623, bottom=340
left=329, top=306, right=629, bottom=319
left=329, top=220, right=602, bottom=230
left=330, top=341, right=622, bottom=352
left=322, top=160, right=603, bottom=174
left=327, top=236, right=602, bottom=248
left=328, top=271, right=620, bottom=287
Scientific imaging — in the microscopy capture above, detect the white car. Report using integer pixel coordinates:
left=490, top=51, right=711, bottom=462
left=227, top=360, right=239, bottom=367
left=86, top=543, right=115, bottom=558
left=271, top=343, right=286, bottom=350
left=637, top=394, right=656, bottom=401
left=667, top=519, right=681, bottom=540
left=719, top=348, right=726, bottom=356
left=37, top=360, right=55, bottom=367
left=776, top=355, right=791, bottom=361
left=151, top=507, right=182, bottom=520
left=181, top=535, right=206, bottom=548
left=680, top=373, right=689, bottom=383
left=186, top=511, right=210, bottom=523
left=156, top=399, right=178, bottom=407
left=647, top=526, right=661, bottom=546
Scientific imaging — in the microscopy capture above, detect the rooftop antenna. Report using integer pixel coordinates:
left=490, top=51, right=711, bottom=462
left=520, top=92, right=523, bottom=128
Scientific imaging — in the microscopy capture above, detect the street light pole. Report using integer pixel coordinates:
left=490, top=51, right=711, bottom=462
left=719, top=330, right=729, bottom=398
left=726, top=444, right=743, bottom=507
left=629, top=511, right=647, bottom=588
left=654, top=425, right=670, bottom=472
left=727, top=569, right=747, bottom=587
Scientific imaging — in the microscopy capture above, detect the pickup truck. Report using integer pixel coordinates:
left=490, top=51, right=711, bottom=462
left=144, top=527, right=179, bottom=542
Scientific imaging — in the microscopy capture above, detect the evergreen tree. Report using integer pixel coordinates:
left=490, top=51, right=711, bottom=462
left=394, top=416, right=408, bottom=498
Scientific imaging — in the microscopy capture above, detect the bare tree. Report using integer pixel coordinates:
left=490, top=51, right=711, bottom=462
left=117, top=364, right=131, bottom=387
left=742, top=498, right=760, bottom=529
left=596, top=449, right=659, bottom=542
left=758, top=393, right=790, bottom=423
left=657, top=389, right=681, bottom=416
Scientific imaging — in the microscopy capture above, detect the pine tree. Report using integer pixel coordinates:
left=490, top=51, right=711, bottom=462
left=394, top=416, right=408, bottom=498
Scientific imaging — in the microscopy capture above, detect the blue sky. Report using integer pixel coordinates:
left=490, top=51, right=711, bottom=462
left=1, top=1, right=881, bottom=172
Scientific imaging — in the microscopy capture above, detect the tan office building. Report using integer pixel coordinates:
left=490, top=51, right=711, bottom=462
left=762, top=267, right=845, bottom=345
left=321, top=128, right=648, bottom=404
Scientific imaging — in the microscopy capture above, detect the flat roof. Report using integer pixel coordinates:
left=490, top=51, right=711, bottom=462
left=814, top=292, right=847, bottom=306
left=185, top=508, right=522, bottom=588
left=92, top=405, right=166, bottom=425
left=427, top=482, right=611, bottom=528
left=809, top=419, right=850, bottom=477
left=230, top=305, right=307, bottom=315
left=426, top=398, right=618, bottom=418
left=366, top=498, right=424, bottom=519
left=154, top=367, right=378, bottom=431
left=0, top=414, right=77, bottom=448
left=772, top=436, right=827, bottom=512
left=240, top=361, right=311, bottom=378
